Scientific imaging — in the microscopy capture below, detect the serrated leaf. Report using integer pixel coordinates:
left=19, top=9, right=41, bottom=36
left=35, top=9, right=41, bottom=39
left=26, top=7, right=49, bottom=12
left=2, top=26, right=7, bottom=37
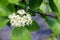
left=12, top=27, right=32, bottom=40
left=29, top=0, right=43, bottom=10
left=0, top=16, right=9, bottom=29
left=26, top=20, right=40, bottom=32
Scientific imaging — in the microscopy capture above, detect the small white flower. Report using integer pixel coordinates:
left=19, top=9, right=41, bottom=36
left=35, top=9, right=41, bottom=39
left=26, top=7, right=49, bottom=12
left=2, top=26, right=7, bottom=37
left=17, top=9, right=26, bottom=15
left=8, top=13, right=16, bottom=19
left=9, top=9, right=32, bottom=27
left=26, top=13, right=32, bottom=20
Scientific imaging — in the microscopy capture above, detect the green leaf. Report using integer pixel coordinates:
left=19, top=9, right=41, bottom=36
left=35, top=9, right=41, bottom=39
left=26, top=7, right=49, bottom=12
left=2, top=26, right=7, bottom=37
left=26, top=20, right=40, bottom=32
left=46, top=17, right=60, bottom=36
left=14, top=0, right=27, bottom=9
left=29, top=0, right=43, bottom=10
left=0, top=4, right=16, bottom=17
left=0, top=0, right=9, bottom=7
left=49, top=0, right=58, bottom=13
left=39, top=2, right=46, bottom=13
left=27, top=9, right=35, bottom=16
left=12, top=27, right=32, bottom=40
left=8, top=0, right=19, bottom=4
left=0, top=16, right=9, bottom=29
left=17, top=1, right=28, bottom=9
left=39, top=2, right=52, bottom=14
left=53, top=0, right=60, bottom=16
left=0, top=6, right=11, bottom=17
left=7, top=4, right=16, bottom=12
left=53, top=0, right=60, bottom=22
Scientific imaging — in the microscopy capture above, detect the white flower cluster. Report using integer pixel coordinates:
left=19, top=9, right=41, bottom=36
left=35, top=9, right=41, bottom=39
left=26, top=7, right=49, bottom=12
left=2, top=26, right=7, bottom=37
left=8, top=9, right=32, bottom=27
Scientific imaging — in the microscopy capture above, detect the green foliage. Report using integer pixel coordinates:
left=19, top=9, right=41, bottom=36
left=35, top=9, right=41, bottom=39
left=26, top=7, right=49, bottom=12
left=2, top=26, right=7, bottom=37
left=0, top=4, right=16, bottom=17
left=19, top=0, right=27, bottom=9
left=8, top=0, right=19, bottom=4
left=53, top=0, right=60, bottom=22
left=49, top=0, right=58, bottom=12
left=27, top=9, right=35, bottom=16
left=29, top=0, right=43, bottom=10
left=7, top=4, right=16, bottom=12
left=40, top=1, right=52, bottom=14
left=26, top=20, right=40, bottom=32
left=0, top=6, right=12, bottom=17
left=46, top=17, right=60, bottom=36
left=12, top=27, right=32, bottom=40
left=0, top=16, right=9, bottom=29
left=0, top=0, right=9, bottom=7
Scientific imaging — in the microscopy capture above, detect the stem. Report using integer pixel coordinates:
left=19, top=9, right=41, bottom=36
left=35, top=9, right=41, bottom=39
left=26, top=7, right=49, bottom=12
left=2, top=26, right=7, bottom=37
left=35, top=12, right=57, bottom=19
